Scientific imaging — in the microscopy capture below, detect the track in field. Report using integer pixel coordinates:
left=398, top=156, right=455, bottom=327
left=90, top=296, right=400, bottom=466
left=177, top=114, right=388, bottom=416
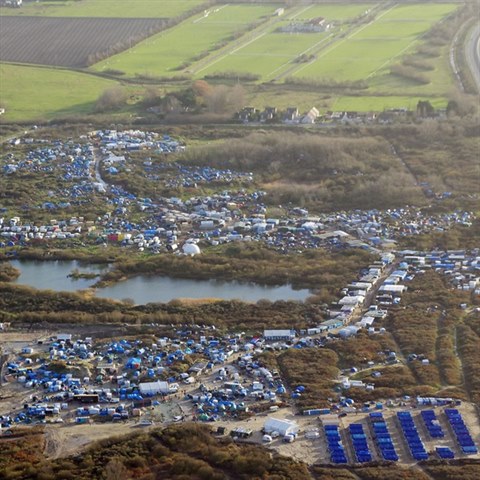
left=0, top=16, right=168, bottom=67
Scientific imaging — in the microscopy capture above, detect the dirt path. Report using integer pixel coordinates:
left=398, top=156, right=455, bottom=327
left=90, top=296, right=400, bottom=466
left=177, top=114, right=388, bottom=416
left=389, top=143, right=429, bottom=201
left=44, top=423, right=136, bottom=459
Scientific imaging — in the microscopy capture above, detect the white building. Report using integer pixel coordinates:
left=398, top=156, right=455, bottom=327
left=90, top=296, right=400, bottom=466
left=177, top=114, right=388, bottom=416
left=263, top=329, right=295, bottom=341
left=379, top=284, right=407, bottom=295
left=339, top=295, right=365, bottom=306
left=139, top=381, right=178, bottom=396
left=264, top=417, right=299, bottom=437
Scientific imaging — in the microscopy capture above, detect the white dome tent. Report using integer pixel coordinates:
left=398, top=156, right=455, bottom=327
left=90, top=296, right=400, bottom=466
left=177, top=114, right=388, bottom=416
left=182, top=242, right=201, bottom=256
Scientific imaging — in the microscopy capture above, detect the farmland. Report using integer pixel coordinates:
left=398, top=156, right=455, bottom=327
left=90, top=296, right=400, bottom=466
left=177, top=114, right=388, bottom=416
left=0, top=0, right=204, bottom=18
left=93, top=3, right=276, bottom=77
left=0, top=64, right=116, bottom=121
left=195, top=3, right=375, bottom=79
left=0, top=1, right=471, bottom=120
left=293, top=3, right=457, bottom=81
left=0, top=17, right=168, bottom=67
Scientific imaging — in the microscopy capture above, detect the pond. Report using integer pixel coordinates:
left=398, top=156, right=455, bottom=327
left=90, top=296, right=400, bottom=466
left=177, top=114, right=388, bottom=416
left=9, top=260, right=311, bottom=304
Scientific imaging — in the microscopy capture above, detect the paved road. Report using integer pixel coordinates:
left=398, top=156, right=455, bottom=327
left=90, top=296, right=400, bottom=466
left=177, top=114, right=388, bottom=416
left=465, top=22, right=480, bottom=93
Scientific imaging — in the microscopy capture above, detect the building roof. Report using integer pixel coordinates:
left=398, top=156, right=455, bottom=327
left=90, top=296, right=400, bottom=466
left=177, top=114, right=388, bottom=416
left=264, top=329, right=295, bottom=337
left=264, top=417, right=299, bottom=433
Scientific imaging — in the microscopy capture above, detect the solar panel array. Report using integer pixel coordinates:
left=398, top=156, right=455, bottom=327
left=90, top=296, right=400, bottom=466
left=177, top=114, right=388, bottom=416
left=445, top=409, right=478, bottom=455
left=369, top=412, right=398, bottom=461
left=397, top=411, right=429, bottom=460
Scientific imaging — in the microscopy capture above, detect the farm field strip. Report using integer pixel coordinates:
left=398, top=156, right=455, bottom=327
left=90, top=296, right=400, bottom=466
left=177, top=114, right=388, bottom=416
left=196, top=3, right=376, bottom=80
left=0, top=17, right=166, bottom=67
left=291, top=3, right=377, bottom=22
left=192, top=3, right=230, bottom=24
left=92, top=4, right=275, bottom=77
left=190, top=3, right=297, bottom=76
left=0, top=0, right=204, bottom=18
left=191, top=4, right=307, bottom=76
left=288, top=5, right=314, bottom=20
left=331, top=94, right=448, bottom=112
left=292, top=3, right=398, bottom=78
left=366, top=33, right=426, bottom=79
left=197, top=31, right=329, bottom=79
left=293, top=3, right=458, bottom=80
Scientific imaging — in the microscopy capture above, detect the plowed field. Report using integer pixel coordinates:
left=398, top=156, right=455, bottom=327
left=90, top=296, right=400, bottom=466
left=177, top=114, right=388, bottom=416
left=0, top=16, right=168, bottom=67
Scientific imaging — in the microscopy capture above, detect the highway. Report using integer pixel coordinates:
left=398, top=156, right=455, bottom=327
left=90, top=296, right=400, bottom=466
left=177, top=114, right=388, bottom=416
left=465, top=22, right=480, bottom=93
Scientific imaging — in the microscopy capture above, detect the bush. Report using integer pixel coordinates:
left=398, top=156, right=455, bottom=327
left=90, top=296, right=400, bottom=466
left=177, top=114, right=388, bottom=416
left=94, top=87, right=128, bottom=113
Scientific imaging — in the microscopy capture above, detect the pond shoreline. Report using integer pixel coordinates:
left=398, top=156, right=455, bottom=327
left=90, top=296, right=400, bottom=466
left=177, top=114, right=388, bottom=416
left=9, top=259, right=312, bottom=305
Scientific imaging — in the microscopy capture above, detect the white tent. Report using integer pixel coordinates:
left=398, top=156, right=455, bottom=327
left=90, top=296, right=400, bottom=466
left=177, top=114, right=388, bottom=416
left=139, top=381, right=171, bottom=395
left=183, top=243, right=201, bottom=255
left=263, top=417, right=299, bottom=437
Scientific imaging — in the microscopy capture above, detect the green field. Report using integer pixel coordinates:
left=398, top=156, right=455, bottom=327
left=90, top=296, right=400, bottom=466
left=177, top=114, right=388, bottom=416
left=291, top=3, right=375, bottom=22
left=198, top=31, right=331, bottom=79
left=294, top=3, right=458, bottom=81
left=0, top=2, right=465, bottom=121
left=93, top=4, right=276, bottom=77
left=331, top=95, right=448, bottom=112
left=196, top=3, right=375, bottom=79
left=0, top=0, right=204, bottom=18
left=0, top=64, right=117, bottom=122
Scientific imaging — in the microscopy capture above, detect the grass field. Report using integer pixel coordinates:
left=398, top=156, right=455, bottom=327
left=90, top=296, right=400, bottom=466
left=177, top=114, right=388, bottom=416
left=294, top=3, right=458, bottom=81
left=196, top=3, right=375, bottom=80
left=289, top=3, right=376, bottom=22
left=93, top=4, right=275, bottom=77
left=0, top=64, right=116, bottom=122
left=198, top=31, right=331, bottom=79
left=0, top=0, right=204, bottom=18
left=331, top=95, right=448, bottom=112
left=0, top=2, right=465, bottom=121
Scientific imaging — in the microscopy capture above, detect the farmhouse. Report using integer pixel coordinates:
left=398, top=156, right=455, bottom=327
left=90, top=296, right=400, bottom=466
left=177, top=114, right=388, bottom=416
left=238, top=106, right=259, bottom=123
left=284, top=107, right=299, bottom=123
left=260, top=106, right=277, bottom=122
left=301, top=107, right=320, bottom=124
